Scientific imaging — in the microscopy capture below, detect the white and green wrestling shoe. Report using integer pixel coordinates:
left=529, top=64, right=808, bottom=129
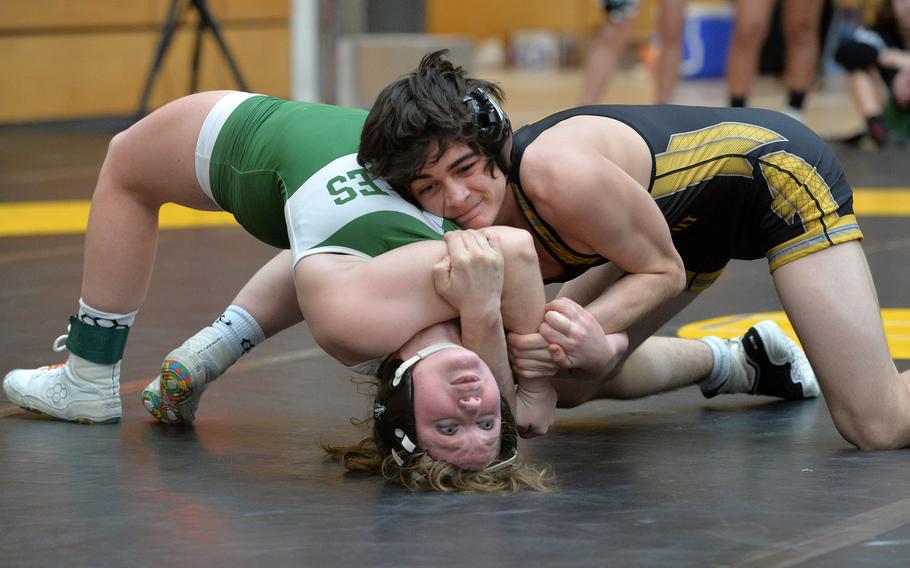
left=3, top=319, right=127, bottom=424
left=142, top=327, right=236, bottom=425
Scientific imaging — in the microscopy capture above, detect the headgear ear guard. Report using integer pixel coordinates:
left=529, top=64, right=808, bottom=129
left=373, top=341, right=518, bottom=471
left=463, top=87, right=512, bottom=160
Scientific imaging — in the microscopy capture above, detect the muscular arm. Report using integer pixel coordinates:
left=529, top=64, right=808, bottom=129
left=293, top=241, right=458, bottom=366
left=485, top=226, right=546, bottom=335
left=435, top=229, right=556, bottom=435
left=292, top=229, right=547, bottom=368
left=432, top=230, right=514, bottom=407
left=523, top=147, right=685, bottom=334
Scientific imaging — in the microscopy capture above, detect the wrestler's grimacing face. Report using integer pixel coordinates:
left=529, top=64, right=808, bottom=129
left=412, top=347, right=502, bottom=470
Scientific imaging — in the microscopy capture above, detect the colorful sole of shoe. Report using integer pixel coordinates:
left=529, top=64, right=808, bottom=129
left=141, top=388, right=185, bottom=425
left=160, top=359, right=195, bottom=403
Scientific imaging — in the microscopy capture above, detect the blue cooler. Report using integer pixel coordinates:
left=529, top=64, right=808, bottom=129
left=680, top=3, right=733, bottom=79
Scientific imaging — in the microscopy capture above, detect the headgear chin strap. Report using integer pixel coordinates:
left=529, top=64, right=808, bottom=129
left=463, top=87, right=512, bottom=162
left=373, top=341, right=519, bottom=472
left=392, top=342, right=463, bottom=387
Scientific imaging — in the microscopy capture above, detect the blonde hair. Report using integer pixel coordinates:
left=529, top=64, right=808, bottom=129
left=324, top=437, right=554, bottom=493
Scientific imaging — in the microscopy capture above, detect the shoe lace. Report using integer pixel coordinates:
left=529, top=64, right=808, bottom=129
left=52, top=321, right=72, bottom=353
left=53, top=334, right=68, bottom=353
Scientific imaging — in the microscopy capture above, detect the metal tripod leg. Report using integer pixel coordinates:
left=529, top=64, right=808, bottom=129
left=135, top=0, right=249, bottom=118
left=191, top=0, right=249, bottom=92
left=136, top=0, right=183, bottom=118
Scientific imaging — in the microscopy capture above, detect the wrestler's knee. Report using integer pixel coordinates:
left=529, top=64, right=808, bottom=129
left=97, top=130, right=140, bottom=195
left=830, top=404, right=905, bottom=451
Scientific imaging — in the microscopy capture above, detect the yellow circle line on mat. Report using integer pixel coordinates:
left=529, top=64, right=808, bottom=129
left=0, top=188, right=907, bottom=238
left=677, top=308, right=910, bottom=359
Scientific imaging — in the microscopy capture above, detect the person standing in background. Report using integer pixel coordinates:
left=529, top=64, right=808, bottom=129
left=580, top=0, right=689, bottom=104
left=580, top=1, right=640, bottom=104
left=726, top=0, right=826, bottom=120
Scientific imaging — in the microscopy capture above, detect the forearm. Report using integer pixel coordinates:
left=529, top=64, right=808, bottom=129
left=491, top=228, right=557, bottom=417
left=459, top=294, right=554, bottom=427
left=487, top=226, right=546, bottom=335
left=482, top=314, right=558, bottom=436
left=501, top=261, right=545, bottom=335
left=459, top=306, right=516, bottom=409
left=584, top=270, right=682, bottom=334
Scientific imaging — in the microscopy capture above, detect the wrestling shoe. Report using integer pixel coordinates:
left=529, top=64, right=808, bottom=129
left=737, top=320, right=820, bottom=400
left=2, top=335, right=121, bottom=423
left=141, top=376, right=187, bottom=425
left=141, top=327, right=236, bottom=425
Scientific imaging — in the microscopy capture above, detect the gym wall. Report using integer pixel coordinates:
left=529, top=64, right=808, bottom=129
left=2, top=0, right=732, bottom=123
left=0, top=0, right=289, bottom=123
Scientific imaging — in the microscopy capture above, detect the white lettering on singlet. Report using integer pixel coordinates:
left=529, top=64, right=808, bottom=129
left=284, top=153, right=446, bottom=265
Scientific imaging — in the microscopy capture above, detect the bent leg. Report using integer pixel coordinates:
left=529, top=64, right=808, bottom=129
left=5, top=91, right=237, bottom=423
left=773, top=241, right=910, bottom=449
left=82, top=90, right=234, bottom=313
left=847, top=70, right=886, bottom=119
left=231, top=250, right=303, bottom=338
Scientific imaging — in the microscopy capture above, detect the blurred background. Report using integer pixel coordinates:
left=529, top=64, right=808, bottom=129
left=0, top=0, right=886, bottom=140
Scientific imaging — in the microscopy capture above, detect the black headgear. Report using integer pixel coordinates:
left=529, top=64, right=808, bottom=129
left=373, top=342, right=518, bottom=471
left=463, top=87, right=512, bottom=161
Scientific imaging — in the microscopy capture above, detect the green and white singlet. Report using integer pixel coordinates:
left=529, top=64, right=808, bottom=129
left=194, top=92, right=456, bottom=265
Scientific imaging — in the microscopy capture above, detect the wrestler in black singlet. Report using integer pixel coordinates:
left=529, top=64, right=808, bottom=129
left=508, top=105, right=863, bottom=290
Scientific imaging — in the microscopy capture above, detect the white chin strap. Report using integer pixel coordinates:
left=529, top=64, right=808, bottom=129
left=392, top=341, right=464, bottom=386
left=482, top=449, right=518, bottom=473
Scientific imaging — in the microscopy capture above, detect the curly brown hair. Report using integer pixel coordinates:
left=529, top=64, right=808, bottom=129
left=323, top=368, right=555, bottom=493
left=324, top=436, right=554, bottom=493
left=357, top=49, right=507, bottom=202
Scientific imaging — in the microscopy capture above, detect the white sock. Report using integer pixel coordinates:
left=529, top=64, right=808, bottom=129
left=78, top=298, right=138, bottom=328
left=211, top=305, right=265, bottom=358
left=698, top=336, right=751, bottom=397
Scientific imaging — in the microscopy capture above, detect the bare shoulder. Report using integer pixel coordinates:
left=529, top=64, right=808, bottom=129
left=514, top=115, right=656, bottom=253
left=519, top=114, right=651, bottom=199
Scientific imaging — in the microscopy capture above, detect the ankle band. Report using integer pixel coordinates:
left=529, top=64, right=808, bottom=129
left=65, top=315, right=130, bottom=365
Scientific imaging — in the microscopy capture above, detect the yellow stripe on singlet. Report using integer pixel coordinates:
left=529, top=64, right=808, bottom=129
left=0, top=189, right=907, bottom=238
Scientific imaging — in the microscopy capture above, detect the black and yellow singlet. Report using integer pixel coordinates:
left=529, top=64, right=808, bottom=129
left=508, top=105, right=863, bottom=290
